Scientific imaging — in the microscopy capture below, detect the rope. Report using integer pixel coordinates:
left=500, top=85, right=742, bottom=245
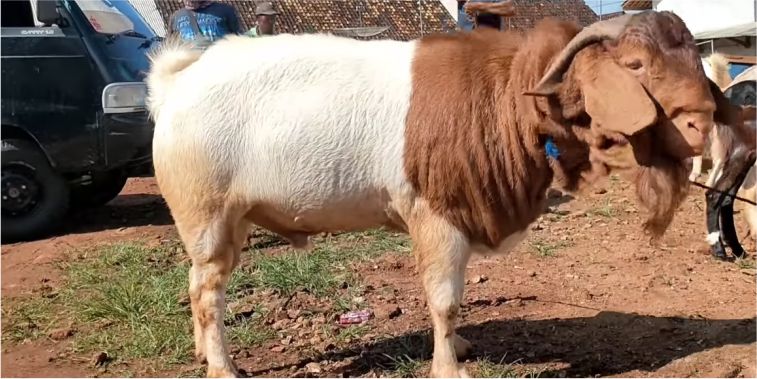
left=689, top=180, right=757, bottom=206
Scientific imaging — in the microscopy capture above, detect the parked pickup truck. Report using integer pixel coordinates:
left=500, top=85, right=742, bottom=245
left=2, top=0, right=158, bottom=241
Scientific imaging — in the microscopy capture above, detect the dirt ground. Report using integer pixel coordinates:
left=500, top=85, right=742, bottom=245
left=2, top=176, right=756, bottom=378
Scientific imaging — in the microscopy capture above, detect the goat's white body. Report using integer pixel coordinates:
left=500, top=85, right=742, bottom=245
left=152, top=34, right=418, bottom=233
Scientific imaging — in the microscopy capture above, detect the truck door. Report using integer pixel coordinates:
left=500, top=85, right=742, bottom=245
left=1, top=0, right=103, bottom=172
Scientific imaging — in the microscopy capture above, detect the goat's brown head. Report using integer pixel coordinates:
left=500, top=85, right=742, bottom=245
left=525, top=11, right=728, bottom=237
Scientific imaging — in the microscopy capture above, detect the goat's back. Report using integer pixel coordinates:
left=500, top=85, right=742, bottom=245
left=150, top=33, right=418, bottom=230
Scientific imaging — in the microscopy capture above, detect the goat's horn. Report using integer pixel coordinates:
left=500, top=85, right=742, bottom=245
left=524, top=13, right=637, bottom=96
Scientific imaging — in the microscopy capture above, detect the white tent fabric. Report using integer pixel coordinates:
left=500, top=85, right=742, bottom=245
left=694, top=22, right=757, bottom=40
left=655, top=0, right=755, bottom=36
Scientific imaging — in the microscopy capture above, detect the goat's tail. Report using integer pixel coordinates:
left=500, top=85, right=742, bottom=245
left=707, top=53, right=732, bottom=90
left=146, top=37, right=202, bottom=119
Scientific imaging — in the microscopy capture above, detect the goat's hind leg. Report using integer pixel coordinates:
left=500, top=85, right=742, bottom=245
left=410, top=209, right=472, bottom=378
left=179, top=214, right=248, bottom=378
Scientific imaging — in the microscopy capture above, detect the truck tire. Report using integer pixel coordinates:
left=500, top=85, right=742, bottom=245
left=2, top=139, right=69, bottom=242
left=70, top=171, right=128, bottom=208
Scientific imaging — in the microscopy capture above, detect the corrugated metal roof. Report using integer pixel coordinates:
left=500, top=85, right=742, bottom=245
left=457, top=0, right=598, bottom=31
left=128, top=0, right=167, bottom=36
left=621, top=0, right=652, bottom=11
left=505, top=0, right=598, bottom=30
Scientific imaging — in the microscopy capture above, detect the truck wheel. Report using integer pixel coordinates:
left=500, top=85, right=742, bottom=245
left=2, top=139, right=69, bottom=242
left=71, top=171, right=128, bottom=208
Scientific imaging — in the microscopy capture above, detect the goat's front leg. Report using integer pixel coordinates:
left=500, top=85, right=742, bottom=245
left=411, top=210, right=472, bottom=378
left=705, top=189, right=727, bottom=259
left=689, top=155, right=703, bottom=182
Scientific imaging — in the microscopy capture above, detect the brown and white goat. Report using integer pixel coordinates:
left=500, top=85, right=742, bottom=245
left=146, top=11, right=732, bottom=378
left=703, top=104, right=756, bottom=259
left=704, top=68, right=757, bottom=256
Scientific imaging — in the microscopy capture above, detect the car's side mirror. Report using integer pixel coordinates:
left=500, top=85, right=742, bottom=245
left=36, top=0, right=60, bottom=26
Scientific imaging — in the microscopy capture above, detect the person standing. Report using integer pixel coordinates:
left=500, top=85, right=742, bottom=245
left=168, top=0, right=243, bottom=46
left=244, top=2, right=279, bottom=37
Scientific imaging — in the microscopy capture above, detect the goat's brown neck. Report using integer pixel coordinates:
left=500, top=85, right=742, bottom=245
left=507, top=20, right=612, bottom=197
left=404, top=24, right=584, bottom=248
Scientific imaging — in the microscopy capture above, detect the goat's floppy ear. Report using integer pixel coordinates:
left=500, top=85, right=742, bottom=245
left=579, top=55, right=658, bottom=136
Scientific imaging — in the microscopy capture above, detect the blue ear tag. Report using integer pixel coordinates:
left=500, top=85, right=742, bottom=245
left=545, top=137, right=560, bottom=159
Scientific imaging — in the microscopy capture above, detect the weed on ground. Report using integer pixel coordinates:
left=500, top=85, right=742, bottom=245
left=529, top=238, right=572, bottom=257
left=474, top=356, right=550, bottom=378
left=588, top=199, right=617, bottom=218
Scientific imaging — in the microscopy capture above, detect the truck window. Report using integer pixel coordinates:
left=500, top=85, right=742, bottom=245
left=77, top=0, right=134, bottom=35
left=1, top=0, right=35, bottom=27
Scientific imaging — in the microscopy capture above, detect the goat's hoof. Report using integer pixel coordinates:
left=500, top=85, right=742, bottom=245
left=206, top=366, right=239, bottom=378
left=710, top=246, right=728, bottom=261
left=731, top=244, right=747, bottom=259
left=453, top=334, right=473, bottom=358
left=430, top=364, right=470, bottom=378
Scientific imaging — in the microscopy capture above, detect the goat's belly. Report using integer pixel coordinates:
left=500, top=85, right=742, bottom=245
left=247, top=189, right=398, bottom=236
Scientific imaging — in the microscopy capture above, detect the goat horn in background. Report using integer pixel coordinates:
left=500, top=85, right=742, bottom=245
left=525, top=13, right=636, bottom=96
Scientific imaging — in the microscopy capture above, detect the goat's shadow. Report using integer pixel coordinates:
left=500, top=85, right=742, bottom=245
left=248, top=311, right=755, bottom=377
left=62, top=194, right=173, bottom=235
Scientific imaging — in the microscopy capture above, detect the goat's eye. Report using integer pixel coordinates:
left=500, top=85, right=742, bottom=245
left=625, top=60, right=643, bottom=70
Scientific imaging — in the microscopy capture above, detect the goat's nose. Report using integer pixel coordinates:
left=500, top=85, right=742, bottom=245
left=675, top=113, right=713, bottom=155
left=684, top=114, right=713, bottom=137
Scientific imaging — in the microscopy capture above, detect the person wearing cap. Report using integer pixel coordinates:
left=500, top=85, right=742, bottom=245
left=245, top=2, right=279, bottom=37
left=168, top=0, right=243, bottom=45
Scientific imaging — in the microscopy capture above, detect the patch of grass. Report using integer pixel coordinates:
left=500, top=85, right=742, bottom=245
left=2, top=241, right=276, bottom=374
left=61, top=242, right=194, bottom=365
left=330, top=282, right=369, bottom=314
left=475, top=357, right=548, bottom=378
left=331, top=295, right=354, bottom=314
left=324, top=228, right=412, bottom=262
left=377, top=333, right=432, bottom=377
left=588, top=199, right=617, bottom=218
left=252, top=246, right=349, bottom=297
left=355, top=229, right=412, bottom=256
left=383, top=354, right=424, bottom=378
left=227, top=317, right=275, bottom=346
left=224, top=301, right=273, bottom=347
left=251, top=228, right=410, bottom=297
left=1, top=296, right=58, bottom=343
left=335, top=325, right=369, bottom=343
left=178, top=366, right=206, bottom=378
left=4, top=226, right=413, bottom=374
left=529, top=239, right=571, bottom=257
left=475, top=357, right=518, bottom=378
left=227, top=262, right=258, bottom=298
left=735, top=257, right=756, bottom=270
